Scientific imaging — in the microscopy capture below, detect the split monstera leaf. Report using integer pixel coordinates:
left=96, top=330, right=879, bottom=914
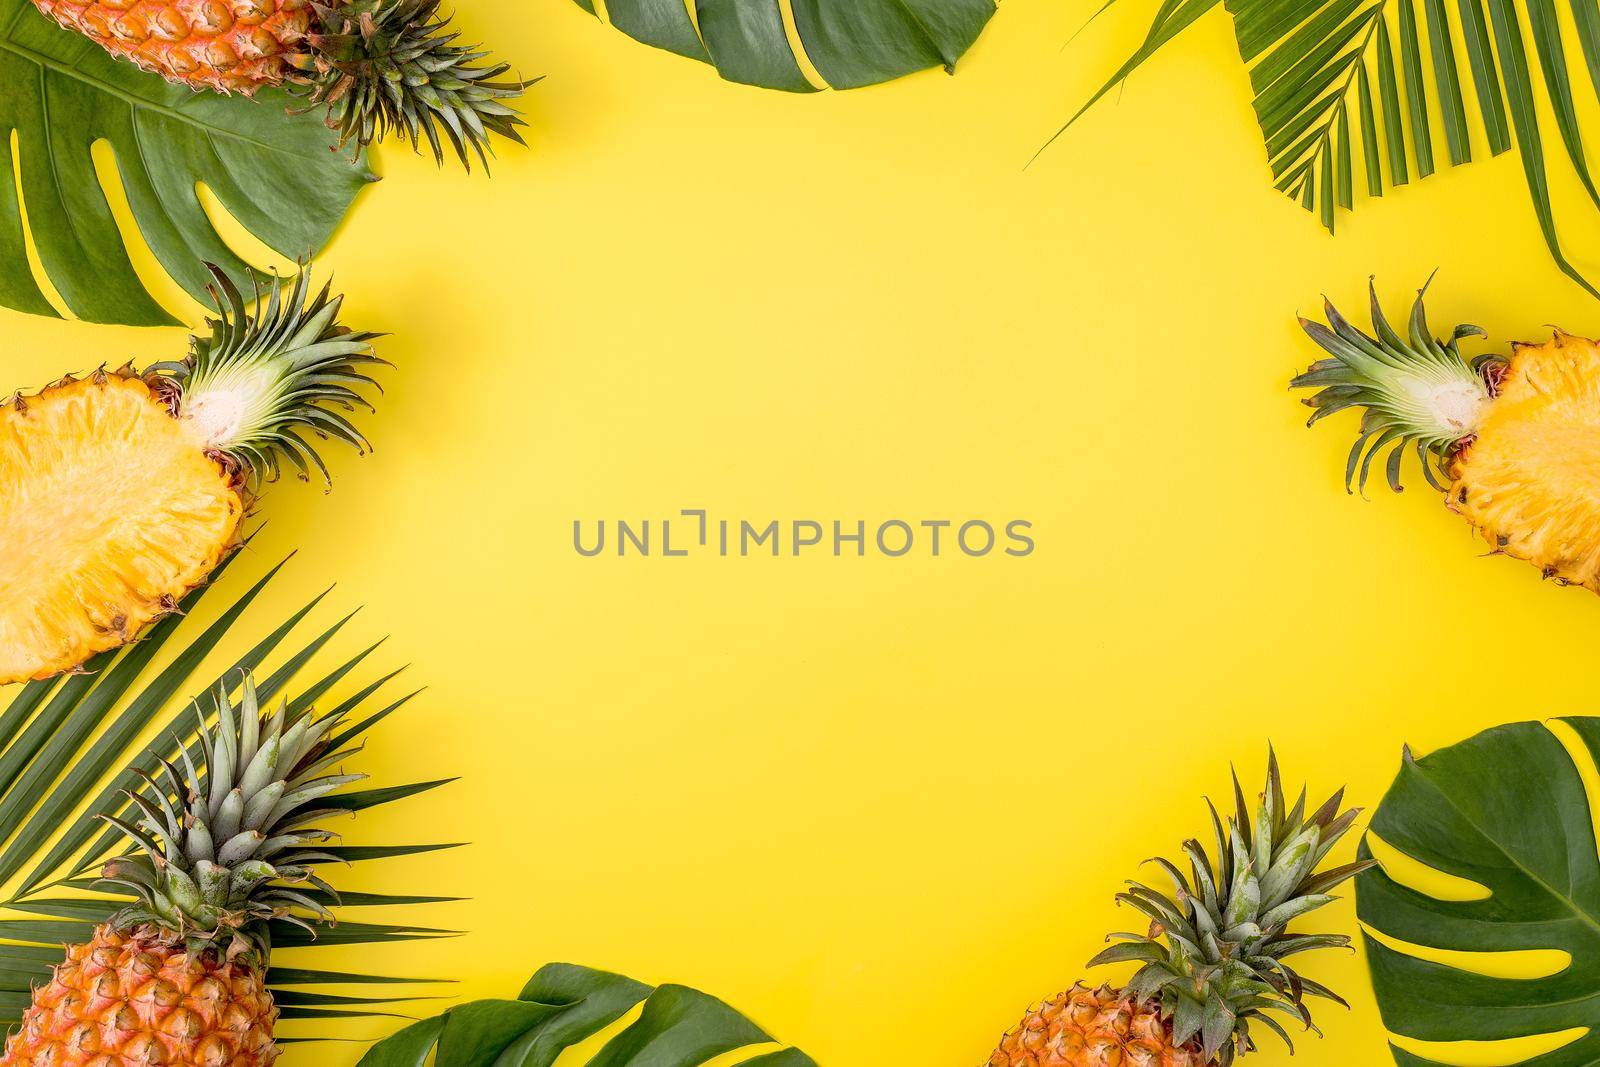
left=1359, top=717, right=1600, bottom=1065
left=359, top=963, right=816, bottom=1066
left=571, top=0, right=997, bottom=91
left=0, top=0, right=371, bottom=326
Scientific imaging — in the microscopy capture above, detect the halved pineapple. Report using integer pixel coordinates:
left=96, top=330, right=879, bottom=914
left=1295, top=282, right=1600, bottom=593
left=0, top=267, right=380, bottom=684
left=0, top=372, right=242, bottom=681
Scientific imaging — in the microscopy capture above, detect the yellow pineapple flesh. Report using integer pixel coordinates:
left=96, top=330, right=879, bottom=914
left=987, top=985, right=1201, bottom=1067
left=1, top=924, right=278, bottom=1066
left=31, top=0, right=309, bottom=92
left=1451, top=333, right=1600, bottom=590
left=0, top=372, right=242, bottom=685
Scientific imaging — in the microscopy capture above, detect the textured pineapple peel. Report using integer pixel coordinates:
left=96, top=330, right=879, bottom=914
left=1295, top=282, right=1600, bottom=594
left=32, top=0, right=314, bottom=93
left=0, top=372, right=241, bottom=683
left=0, top=265, right=380, bottom=686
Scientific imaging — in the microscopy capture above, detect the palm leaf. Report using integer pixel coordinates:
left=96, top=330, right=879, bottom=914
left=1068, top=0, right=1600, bottom=296
left=0, top=0, right=373, bottom=326
left=358, top=962, right=816, bottom=1066
left=0, top=555, right=456, bottom=1038
left=572, top=0, right=996, bottom=92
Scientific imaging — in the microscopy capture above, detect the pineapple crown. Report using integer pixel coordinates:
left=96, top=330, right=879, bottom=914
left=149, top=263, right=384, bottom=489
left=1090, top=751, right=1373, bottom=1066
left=287, top=0, right=528, bottom=171
left=94, top=674, right=366, bottom=961
left=1292, top=278, right=1505, bottom=495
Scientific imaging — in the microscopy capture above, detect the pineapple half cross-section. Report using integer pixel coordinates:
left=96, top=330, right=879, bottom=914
left=0, top=265, right=381, bottom=684
left=1294, top=279, right=1600, bottom=593
left=985, top=754, right=1370, bottom=1066
left=1, top=674, right=374, bottom=1066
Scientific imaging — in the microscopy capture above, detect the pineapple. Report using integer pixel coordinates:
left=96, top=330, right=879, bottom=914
left=0, top=265, right=380, bottom=685
left=29, top=0, right=525, bottom=168
left=1294, top=281, right=1600, bottom=591
left=985, top=755, right=1370, bottom=1066
left=2, top=674, right=369, bottom=1066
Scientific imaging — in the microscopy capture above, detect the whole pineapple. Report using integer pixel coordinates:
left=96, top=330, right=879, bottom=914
left=0, top=265, right=380, bottom=684
left=29, top=0, right=525, bottom=168
left=2, top=674, right=368, bottom=1066
left=986, top=755, right=1370, bottom=1066
left=1294, top=280, right=1600, bottom=591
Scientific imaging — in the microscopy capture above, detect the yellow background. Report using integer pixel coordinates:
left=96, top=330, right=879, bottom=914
left=10, top=0, right=1600, bottom=1063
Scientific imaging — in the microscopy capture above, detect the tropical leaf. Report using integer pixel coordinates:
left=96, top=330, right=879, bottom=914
left=1067, top=0, right=1600, bottom=296
left=0, top=554, right=457, bottom=1037
left=571, top=0, right=997, bottom=92
left=1357, top=717, right=1600, bottom=1065
left=358, top=962, right=817, bottom=1066
left=0, top=0, right=373, bottom=327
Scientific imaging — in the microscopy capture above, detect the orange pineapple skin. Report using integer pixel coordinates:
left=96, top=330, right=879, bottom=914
left=1, top=925, right=278, bottom=1066
left=30, top=0, right=311, bottom=92
left=986, top=985, right=1203, bottom=1067
left=1451, top=333, right=1600, bottom=591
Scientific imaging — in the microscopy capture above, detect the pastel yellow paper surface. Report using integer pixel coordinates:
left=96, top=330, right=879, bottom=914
left=9, top=2, right=1600, bottom=1064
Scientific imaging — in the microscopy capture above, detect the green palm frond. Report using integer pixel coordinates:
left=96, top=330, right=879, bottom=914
left=1065, top=0, right=1600, bottom=296
left=0, top=554, right=457, bottom=1036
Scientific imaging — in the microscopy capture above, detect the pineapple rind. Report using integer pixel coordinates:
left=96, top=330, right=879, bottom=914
left=987, top=985, right=1202, bottom=1067
left=0, top=372, right=242, bottom=685
left=0, top=923, right=278, bottom=1067
left=1452, top=333, right=1600, bottom=592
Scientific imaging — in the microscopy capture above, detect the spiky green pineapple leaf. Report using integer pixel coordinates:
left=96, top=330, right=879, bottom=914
left=572, top=0, right=996, bottom=92
left=0, top=557, right=456, bottom=1038
left=0, top=0, right=373, bottom=326
left=1359, top=718, right=1600, bottom=1065
left=358, top=962, right=816, bottom=1067
left=1088, top=753, right=1371, bottom=1065
left=1063, top=0, right=1600, bottom=296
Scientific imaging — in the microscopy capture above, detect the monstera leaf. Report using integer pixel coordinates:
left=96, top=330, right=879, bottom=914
left=571, top=0, right=996, bottom=91
left=0, top=554, right=457, bottom=1036
left=1357, top=717, right=1600, bottom=1065
left=1067, top=0, right=1600, bottom=296
left=0, top=0, right=372, bottom=326
left=359, top=963, right=816, bottom=1066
